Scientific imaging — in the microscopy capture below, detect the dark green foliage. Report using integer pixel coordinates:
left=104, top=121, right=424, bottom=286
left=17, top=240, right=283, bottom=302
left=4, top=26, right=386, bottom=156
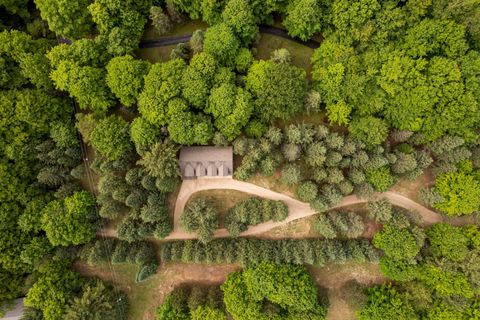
left=225, top=197, right=289, bottom=236
left=367, top=198, right=393, bottom=223
left=64, top=280, right=128, bottom=320
left=181, top=198, right=218, bottom=244
left=136, top=261, right=158, bottom=283
left=137, top=141, right=180, bottom=180
left=160, top=238, right=378, bottom=267
left=314, top=211, right=364, bottom=239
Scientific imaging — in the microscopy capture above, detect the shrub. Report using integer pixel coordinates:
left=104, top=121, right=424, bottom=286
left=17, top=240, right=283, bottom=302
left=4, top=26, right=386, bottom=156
left=135, top=261, right=158, bottom=283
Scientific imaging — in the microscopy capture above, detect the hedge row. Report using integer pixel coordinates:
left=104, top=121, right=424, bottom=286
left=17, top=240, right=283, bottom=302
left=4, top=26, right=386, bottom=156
left=160, top=238, right=379, bottom=267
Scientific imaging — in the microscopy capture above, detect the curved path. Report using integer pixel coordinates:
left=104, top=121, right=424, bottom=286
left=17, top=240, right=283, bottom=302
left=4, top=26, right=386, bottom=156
left=164, top=178, right=442, bottom=240
left=139, top=25, right=320, bottom=49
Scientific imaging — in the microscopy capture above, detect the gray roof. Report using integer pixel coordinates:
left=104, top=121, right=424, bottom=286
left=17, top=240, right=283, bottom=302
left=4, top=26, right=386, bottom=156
left=179, top=147, right=233, bottom=179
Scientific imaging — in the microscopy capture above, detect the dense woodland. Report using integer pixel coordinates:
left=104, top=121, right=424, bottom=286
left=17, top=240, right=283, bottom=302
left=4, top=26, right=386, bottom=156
left=0, top=0, right=479, bottom=319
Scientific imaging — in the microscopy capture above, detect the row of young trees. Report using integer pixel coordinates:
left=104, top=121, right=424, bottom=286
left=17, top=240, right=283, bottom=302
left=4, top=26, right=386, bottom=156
left=225, top=197, right=288, bottom=236
left=359, top=222, right=480, bottom=319
left=160, top=238, right=379, bottom=267
left=80, top=238, right=159, bottom=283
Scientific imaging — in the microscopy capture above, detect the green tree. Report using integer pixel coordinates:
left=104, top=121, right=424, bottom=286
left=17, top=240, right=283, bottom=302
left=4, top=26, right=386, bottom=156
left=64, top=280, right=128, bottom=320
left=150, top=6, right=173, bottom=36
left=191, top=305, right=226, bottom=320
left=90, top=115, right=133, bottom=160
left=359, top=285, right=417, bottom=320
left=426, top=223, right=469, bottom=262
left=297, top=181, right=318, bottom=202
left=25, top=259, right=84, bottom=320
left=366, top=166, right=395, bottom=192
left=433, top=171, right=480, bottom=216
left=246, top=59, right=307, bottom=121
left=203, top=23, right=240, bottom=67
left=206, top=84, right=253, bottom=141
left=373, top=225, right=423, bottom=260
left=129, top=117, right=162, bottom=153
left=34, top=0, right=92, bottom=38
left=41, top=191, right=97, bottom=246
left=326, top=100, right=351, bottom=126
left=283, top=0, right=322, bottom=41
left=137, top=140, right=179, bottom=180
left=106, top=55, right=150, bottom=107
left=349, top=116, right=388, bottom=146
left=181, top=198, right=218, bottom=244
left=222, top=0, right=258, bottom=43
left=181, top=52, right=218, bottom=108
left=50, top=61, right=115, bottom=114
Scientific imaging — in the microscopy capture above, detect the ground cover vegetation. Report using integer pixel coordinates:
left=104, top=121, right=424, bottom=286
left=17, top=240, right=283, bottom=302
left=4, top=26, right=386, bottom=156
left=155, top=263, right=328, bottom=320
left=1, top=0, right=480, bottom=319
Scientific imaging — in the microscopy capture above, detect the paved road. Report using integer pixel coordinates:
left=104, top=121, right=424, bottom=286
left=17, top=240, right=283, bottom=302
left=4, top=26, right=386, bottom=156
left=162, top=178, right=443, bottom=240
left=139, top=25, right=320, bottom=49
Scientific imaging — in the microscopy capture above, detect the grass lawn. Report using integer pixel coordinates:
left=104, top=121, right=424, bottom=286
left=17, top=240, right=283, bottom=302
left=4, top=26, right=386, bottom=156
left=142, top=20, right=207, bottom=40
left=308, top=262, right=387, bottom=320
left=185, top=189, right=253, bottom=227
left=254, top=33, right=314, bottom=76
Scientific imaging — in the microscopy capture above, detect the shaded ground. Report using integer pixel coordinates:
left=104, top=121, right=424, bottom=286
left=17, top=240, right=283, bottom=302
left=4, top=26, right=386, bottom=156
left=186, top=189, right=253, bottom=227
left=75, top=261, right=239, bottom=320
left=309, top=263, right=388, bottom=320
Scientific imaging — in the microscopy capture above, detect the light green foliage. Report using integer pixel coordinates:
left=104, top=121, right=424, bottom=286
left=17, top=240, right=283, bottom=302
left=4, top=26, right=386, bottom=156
left=222, top=262, right=326, bottom=320
left=191, top=305, right=226, bottom=320
left=359, top=285, right=417, bottom=320
left=284, top=0, right=322, bottom=41
left=246, top=59, right=307, bottom=121
left=235, top=48, right=254, bottom=73
left=181, top=52, right=218, bottom=108
left=433, top=170, right=480, bottom=216
left=206, top=84, right=253, bottom=141
left=326, top=100, right=351, bottom=126
left=25, top=259, right=84, bottom=320
left=181, top=198, right=218, bottom=244
left=331, top=0, right=380, bottom=34
left=138, top=59, right=186, bottom=125
left=366, top=166, right=395, bottom=192
left=88, top=0, right=150, bottom=56
left=203, top=23, right=240, bottom=66
left=106, top=55, right=150, bottom=107
left=50, top=61, right=115, bottom=114
left=90, top=115, right=133, bottom=160
left=426, top=223, right=469, bottom=261
left=41, top=191, right=97, bottom=246
left=34, top=0, right=92, bottom=38
left=349, top=116, right=388, bottom=146
left=137, top=140, right=179, bottom=180
left=168, top=100, right=214, bottom=145
left=129, top=117, right=162, bottom=153
left=47, top=38, right=108, bottom=69
left=373, top=225, right=423, bottom=260
left=222, top=0, right=258, bottom=43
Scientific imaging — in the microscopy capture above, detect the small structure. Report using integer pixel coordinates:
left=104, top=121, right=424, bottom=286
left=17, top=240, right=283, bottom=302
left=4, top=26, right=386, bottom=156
left=179, top=146, right=233, bottom=179
left=2, top=299, right=24, bottom=320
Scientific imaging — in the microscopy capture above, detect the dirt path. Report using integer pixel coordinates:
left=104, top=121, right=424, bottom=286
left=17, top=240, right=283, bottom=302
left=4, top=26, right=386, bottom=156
left=139, top=25, right=320, bottom=49
left=163, top=178, right=443, bottom=240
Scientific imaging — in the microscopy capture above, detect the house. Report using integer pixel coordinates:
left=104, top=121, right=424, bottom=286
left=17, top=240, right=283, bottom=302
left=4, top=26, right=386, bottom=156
left=179, top=146, right=233, bottom=179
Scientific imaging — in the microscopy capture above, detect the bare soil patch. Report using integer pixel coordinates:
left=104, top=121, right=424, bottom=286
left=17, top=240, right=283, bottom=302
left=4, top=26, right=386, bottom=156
left=308, top=263, right=387, bottom=320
